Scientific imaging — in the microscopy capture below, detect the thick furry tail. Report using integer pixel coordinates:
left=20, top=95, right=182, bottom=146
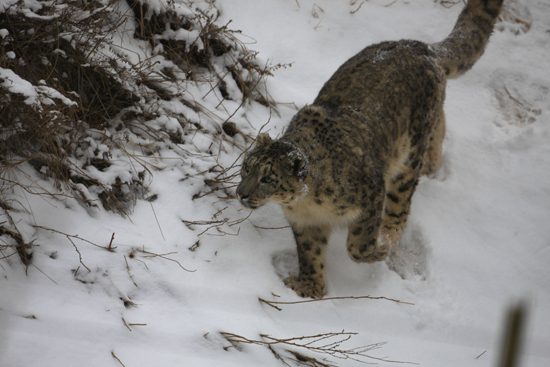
left=434, top=0, right=503, bottom=79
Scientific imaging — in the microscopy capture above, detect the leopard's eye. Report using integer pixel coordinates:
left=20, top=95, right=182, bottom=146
left=260, top=176, right=273, bottom=184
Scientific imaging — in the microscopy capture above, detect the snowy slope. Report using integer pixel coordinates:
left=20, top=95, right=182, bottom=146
left=1, top=1, right=550, bottom=367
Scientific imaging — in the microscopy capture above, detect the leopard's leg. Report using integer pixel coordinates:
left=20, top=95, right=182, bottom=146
left=346, top=186, right=387, bottom=263
left=381, top=144, right=426, bottom=251
left=422, top=106, right=445, bottom=176
left=284, top=224, right=331, bottom=299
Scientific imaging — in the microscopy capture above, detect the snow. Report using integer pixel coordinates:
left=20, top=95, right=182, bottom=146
left=0, top=67, right=77, bottom=107
left=1, top=0, right=550, bottom=366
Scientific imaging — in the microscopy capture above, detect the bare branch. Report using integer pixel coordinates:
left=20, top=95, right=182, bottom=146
left=220, top=330, right=417, bottom=365
left=111, top=352, right=126, bottom=367
left=259, top=295, right=414, bottom=311
left=138, top=249, right=195, bottom=272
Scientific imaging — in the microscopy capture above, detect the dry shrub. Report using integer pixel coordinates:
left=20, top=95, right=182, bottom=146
left=220, top=331, right=412, bottom=366
left=0, top=0, right=278, bottom=266
left=1, top=0, right=146, bottom=220
left=127, top=0, right=276, bottom=106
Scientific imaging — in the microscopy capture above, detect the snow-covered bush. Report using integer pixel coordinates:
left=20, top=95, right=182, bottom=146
left=0, top=0, right=273, bottom=265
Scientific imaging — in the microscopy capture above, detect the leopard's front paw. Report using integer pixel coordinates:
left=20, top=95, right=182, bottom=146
left=283, top=275, right=326, bottom=299
left=361, top=245, right=391, bottom=263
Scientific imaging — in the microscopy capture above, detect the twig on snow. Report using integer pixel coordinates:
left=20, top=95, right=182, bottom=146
left=138, top=249, right=195, bottom=272
left=220, top=330, right=417, bottom=365
left=476, top=350, right=487, bottom=359
left=259, top=295, right=414, bottom=311
left=108, top=233, right=116, bottom=252
left=111, top=352, right=126, bottom=367
left=351, top=1, right=365, bottom=14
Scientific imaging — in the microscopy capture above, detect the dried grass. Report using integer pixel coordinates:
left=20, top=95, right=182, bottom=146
left=0, top=0, right=279, bottom=267
left=220, top=330, right=416, bottom=366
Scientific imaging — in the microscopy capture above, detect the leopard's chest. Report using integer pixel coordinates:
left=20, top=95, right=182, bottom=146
left=282, top=190, right=361, bottom=229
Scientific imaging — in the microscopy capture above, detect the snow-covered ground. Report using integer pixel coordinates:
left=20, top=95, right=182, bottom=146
left=2, top=0, right=550, bottom=366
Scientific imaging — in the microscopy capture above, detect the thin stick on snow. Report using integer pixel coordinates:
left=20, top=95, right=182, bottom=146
left=129, top=322, right=147, bottom=327
left=66, top=236, right=91, bottom=272
left=108, top=233, right=116, bottom=252
left=350, top=1, right=365, bottom=14
left=125, top=256, right=137, bottom=287
left=476, top=350, right=487, bottom=359
left=30, top=263, right=58, bottom=285
left=504, top=87, right=525, bottom=108
left=111, top=352, right=126, bottom=367
left=252, top=224, right=291, bottom=230
left=150, top=202, right=165, bottom=241
left=138, top=249, right=195, bottom=272
left=259, top=295, right=414, bottom=311
left=33, top=226, right=108, bottom=249
left=122, top=317, right=132, bottom=331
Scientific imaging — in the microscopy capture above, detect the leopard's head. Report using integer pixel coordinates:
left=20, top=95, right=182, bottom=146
left=236, top=134, right=309, bottom=209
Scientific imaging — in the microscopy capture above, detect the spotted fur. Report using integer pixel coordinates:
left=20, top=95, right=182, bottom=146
left=237, top=0, right=503, bottom=299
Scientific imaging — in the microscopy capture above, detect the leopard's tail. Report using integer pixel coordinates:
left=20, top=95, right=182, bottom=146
left=433, top=0, right=503, bottom=79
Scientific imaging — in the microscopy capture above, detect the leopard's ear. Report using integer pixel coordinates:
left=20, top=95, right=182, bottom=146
left=283, top=150, right=308, bottom=180
left=291, top=155, right=308, bottom=180
left=255, top=133, right=273, bottom=147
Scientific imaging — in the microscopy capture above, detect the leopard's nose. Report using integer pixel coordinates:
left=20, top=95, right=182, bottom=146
left=237, top=193, right=248, bottom=200
left=236, top=190, right=249, bottom=200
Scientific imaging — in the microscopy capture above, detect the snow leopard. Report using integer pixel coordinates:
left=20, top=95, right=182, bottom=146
left=236, top=0, right=504, bottom=298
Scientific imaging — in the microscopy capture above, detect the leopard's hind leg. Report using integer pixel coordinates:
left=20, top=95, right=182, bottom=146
left=421, top=106, right=445, bottom=176
left=346, top=140, right=425, bottom=264
left=381, top=106, right=444, bottom=253
left=380, top=134, right=431, bottom=254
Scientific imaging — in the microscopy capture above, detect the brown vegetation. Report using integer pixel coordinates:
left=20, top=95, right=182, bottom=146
left=0, top=0, right=277, bottom=266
